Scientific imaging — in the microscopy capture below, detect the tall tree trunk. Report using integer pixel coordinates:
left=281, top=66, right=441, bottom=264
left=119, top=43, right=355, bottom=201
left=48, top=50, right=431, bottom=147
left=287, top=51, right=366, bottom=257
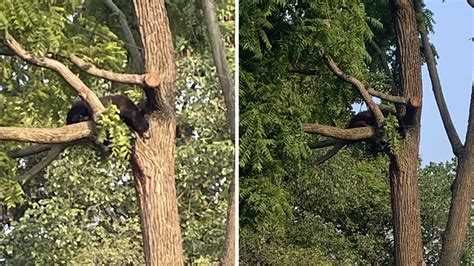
left=414, top=1, right=474, bottom=262
left=439, top=87, right=474, bottom=265
left=200, top=0, right=236, bottom=264
left=390, top=0, right=424, bottom=264
left=131, top=0, right=184, bottom=264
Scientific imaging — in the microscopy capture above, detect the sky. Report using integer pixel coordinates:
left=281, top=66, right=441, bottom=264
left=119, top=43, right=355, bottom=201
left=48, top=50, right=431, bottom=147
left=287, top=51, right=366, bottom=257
left=419, top=0, right=473, bottom=164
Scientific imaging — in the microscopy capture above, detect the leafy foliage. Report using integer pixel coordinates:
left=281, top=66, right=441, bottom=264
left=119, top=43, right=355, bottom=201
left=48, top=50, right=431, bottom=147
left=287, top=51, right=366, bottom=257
left=96, top=103, right=133, bottom=162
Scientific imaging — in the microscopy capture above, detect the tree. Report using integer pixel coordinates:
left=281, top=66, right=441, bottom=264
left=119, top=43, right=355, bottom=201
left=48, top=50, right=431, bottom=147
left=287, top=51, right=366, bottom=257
left=415, top=1, right=474, bottom=264
left=0, top=0, right=233, bottom=264
left=240, top=0, right=471, bottom=264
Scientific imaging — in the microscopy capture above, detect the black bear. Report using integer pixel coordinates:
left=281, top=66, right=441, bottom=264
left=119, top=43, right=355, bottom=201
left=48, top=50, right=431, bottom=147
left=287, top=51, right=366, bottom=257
left=348, top=108, right=393, bottom=128
left=66, top=95, right=150, bottom=138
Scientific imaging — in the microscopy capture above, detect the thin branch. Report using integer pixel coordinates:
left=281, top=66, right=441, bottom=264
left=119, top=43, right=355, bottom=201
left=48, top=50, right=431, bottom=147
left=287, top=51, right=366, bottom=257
left=21, top=144, right=66, bottom=184
left=369, top=39, right=397, bottom=90
left=313, top=143, right=346, bottom=166
left=303, top=123, right=375, bottom=140
left=287, top=66, right=319, bottom=76
left=104, top=0, right=144, bottom=73
left=69, top=54, right=160, bottom=87
left=8, top=144, right=53, bottom=158
left=0, top=122, right=94, bottom=144
left=367, top=88, right=410, bottom=105
left=323, top=55, right=385, bottom=127
left=0, top=31, right=105, bottom=117
left=308, top=138, right=351, bottom=149
left=414, top=1, right=464, bottom=155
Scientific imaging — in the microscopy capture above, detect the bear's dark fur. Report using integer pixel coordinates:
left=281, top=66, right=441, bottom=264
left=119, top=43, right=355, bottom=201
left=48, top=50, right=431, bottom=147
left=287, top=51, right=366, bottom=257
left=348, top=108, right=393, bottom=128
left=66, top=95, right=149, bottom=138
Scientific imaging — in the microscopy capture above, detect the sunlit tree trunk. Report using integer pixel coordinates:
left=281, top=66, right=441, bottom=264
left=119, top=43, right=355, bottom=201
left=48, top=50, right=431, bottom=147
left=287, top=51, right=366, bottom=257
left=131, top=0, right=184, bottom=264
left=390, top=0, right=424, bottom=264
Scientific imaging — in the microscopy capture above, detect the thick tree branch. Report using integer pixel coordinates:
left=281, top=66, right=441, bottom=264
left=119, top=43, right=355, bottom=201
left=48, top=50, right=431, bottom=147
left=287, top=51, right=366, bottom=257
left=303, top=123, right=375, bottom=140
left=323, top=55, right=385, bottom=127
left=69, top=54, right=160, bottom=88
left=0, top=31, right=105, bottom=117
left=414, top=1, right=464, bottom=155
left=104, top=0, right=144, bottom=73
left=0, top=122, right=94, bottom=144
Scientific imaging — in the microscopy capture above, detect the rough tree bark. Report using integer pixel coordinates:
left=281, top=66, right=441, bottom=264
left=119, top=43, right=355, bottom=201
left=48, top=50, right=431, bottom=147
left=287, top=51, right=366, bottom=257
left=390, top=0, right=424, bottom=265
left=131, top=0, right=184, bottom=264
left=439, top=87, right=474, bottom=265
left=200, top=0, right=236, bottom=264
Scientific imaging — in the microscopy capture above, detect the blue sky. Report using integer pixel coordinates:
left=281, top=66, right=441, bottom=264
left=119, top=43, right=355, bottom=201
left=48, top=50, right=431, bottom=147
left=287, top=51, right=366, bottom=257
left=419, top=0, right=473, bottom=164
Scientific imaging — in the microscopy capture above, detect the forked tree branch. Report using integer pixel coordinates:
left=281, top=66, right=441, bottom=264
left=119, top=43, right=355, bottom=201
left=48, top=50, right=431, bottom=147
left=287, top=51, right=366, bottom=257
left=414, top=1, right=464, bottom=155
left=0, top=30, right=105, bottom=117
left=104, top=0, right=144, bottom=73
left=0, top=122, right=94, bottom=143
left=303, top=123, right=375, bottom=140
left=69, top=54, right=160, bottom=87
left=323, top=55, right=385, bottom=127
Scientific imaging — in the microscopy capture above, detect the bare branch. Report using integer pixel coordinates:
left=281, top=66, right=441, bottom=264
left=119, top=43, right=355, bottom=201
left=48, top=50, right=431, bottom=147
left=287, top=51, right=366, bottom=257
left=21, top=144, right=66, bottom=184
left=69, top=54, right=160, bottom=87
left=201, top=0, right=235, bottom=141
left=104, top=0, right=144, bottom=72
left=367, top=88, right=410, bottom=105
left=414, top=1, right=464, bottom=155
left=287, top=66, right=319, bottom=76
left=308, top=138, right=352, bottom=149
left=8, top=144, right=53, bottom=158
left=0, top=122, right=94, bottom=144
left=468, top=0, right=474, bottom=8
left=323, top=55, right=385, bottom=127
left=369, top=39, right=397, bottom=90
left=313, top=143, right=346, bottom=166
left=1, top=31, right=104, bottom=117
left=303, top=123, right=375, bottom=140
